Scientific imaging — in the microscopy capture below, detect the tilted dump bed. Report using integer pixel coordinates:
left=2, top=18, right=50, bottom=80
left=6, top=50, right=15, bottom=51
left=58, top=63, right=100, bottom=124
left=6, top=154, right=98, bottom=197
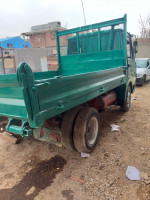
left=0, top=15, right=127, bottom=137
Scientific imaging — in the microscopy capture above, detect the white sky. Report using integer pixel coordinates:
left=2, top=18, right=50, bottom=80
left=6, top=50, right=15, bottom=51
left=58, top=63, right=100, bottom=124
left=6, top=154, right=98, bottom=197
left=0, top=0, right=150, bottom=38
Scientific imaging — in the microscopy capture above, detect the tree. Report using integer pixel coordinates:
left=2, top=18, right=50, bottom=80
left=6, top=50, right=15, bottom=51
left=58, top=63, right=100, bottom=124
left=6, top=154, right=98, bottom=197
left=138, top=13, right=150, bottom=38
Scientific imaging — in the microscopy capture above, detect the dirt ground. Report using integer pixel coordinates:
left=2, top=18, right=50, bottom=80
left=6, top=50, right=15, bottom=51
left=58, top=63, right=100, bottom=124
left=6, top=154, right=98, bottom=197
left=0, top=82, right=150, bottom=200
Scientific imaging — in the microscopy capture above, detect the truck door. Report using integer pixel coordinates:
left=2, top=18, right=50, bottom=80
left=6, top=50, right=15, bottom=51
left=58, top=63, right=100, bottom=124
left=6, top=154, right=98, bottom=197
left=147, top=60, right=150, bottom=80
left=126, top=35, right=136, bottom=84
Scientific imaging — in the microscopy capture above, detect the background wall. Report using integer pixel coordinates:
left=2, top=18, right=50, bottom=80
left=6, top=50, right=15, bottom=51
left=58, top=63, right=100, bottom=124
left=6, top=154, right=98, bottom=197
left=136, top=38, right=150, bottom=58
left=14, top=48, right=53, bottom=72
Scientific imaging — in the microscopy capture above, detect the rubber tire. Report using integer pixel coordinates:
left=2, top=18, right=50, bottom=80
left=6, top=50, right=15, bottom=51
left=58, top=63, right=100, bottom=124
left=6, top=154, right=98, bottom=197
left=73, top=107, right=100, bottom=153
left=61, top=106, right=83, bottom=150
left=141, top=77, right=144, bottom=86
left=120, top=86, right=131, bottom=112
left=14, top=135, right=23, bottom=144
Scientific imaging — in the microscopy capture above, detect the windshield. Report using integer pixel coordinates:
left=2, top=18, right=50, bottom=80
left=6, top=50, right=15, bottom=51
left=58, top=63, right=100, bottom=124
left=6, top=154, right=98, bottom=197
left=136, top=60, right=147, bottom=68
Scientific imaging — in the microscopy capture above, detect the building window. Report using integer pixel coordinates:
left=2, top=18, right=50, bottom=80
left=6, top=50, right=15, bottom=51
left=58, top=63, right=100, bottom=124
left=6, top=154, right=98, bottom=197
left=5, top=51, right=9, bottom=55
left=7, top=43, right=13, bottom=48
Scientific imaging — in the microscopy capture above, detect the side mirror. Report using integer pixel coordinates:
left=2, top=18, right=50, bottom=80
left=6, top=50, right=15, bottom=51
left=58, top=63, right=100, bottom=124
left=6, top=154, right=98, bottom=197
left=133, top=40, right=138, bottom=54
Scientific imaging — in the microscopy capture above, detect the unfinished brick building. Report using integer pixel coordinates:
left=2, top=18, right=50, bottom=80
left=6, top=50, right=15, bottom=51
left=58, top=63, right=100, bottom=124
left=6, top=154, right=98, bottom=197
left=22, top=21, right=66, bottom=48
left=22, top=22, right=68, bottom=71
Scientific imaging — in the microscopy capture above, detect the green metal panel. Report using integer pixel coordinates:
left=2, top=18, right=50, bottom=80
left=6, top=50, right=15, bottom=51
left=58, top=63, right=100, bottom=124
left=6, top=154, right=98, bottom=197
left=67, top=29, right=123, bottom=55
left=60, top=50, right=124, bottom=76
left=0, top=73, right=28, bottom=120
left=0, top=62, right=126, bottom=130
left=56, top=14, right=126, bottom=77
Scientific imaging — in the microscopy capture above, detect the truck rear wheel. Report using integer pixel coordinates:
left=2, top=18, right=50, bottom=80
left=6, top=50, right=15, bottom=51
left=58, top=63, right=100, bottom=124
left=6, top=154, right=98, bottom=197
left=73, top=107, right=100, bottom=153
left=61, top=106, right=83, bottom=150
left=120, top=86, right=131, bottom=112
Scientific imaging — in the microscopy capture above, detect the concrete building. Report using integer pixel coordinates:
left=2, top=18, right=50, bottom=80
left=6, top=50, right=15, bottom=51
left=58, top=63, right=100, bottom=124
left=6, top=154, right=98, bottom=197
left=22, top=21, right=66, bottom=48
left=0, top=36, right=30, bottom=48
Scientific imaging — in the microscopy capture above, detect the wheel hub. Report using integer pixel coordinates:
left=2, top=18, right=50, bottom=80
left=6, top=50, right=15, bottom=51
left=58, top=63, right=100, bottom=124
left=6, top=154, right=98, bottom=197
left=87, top=116, right=98, bottom=145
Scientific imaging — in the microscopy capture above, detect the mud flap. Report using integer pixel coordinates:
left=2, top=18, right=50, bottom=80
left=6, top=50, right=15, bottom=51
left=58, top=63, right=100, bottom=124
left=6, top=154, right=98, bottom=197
left=33, top=127, right=62, bottom=147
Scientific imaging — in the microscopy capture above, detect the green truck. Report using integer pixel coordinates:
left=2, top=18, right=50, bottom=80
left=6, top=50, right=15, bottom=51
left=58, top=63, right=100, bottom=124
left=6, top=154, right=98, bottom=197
left=0, top=14, right=137, bottom=152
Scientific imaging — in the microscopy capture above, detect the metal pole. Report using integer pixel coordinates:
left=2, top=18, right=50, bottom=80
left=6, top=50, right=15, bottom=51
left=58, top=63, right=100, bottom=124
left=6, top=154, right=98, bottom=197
left=98, top=28, right=101, bottom=51
left=0, top=47, right=4, bottom=74
left=123, top=14, right=127, bottom=66
left=55, top=30, right=61, bottom=75
left=81, top=0, right=86, bottom=25
left=76, top=33, right=80, bottom=54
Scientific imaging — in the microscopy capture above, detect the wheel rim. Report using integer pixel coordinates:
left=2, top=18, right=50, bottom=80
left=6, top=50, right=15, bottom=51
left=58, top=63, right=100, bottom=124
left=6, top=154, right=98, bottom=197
left=126, top=90, right=131, bottom=109
left=87, top=116, right=98, bottom=145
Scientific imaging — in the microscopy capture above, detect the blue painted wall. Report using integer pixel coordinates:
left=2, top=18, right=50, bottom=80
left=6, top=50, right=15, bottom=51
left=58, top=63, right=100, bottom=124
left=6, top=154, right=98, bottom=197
left=0, top=36, right=31, bottom=48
